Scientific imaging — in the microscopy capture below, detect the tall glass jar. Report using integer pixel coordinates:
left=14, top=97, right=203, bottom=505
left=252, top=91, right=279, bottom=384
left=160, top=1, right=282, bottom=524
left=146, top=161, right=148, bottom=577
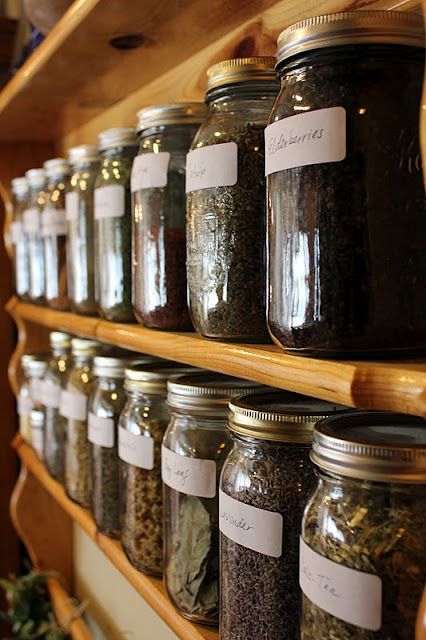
left=18, top=354, right=47, bottom=443
left=94, top=128, right=138, bottom=322
left=10, top=176, right=30, bottom=300
left=43, top=331, right=72, bottom=483
left=163, top=372, right=262, bottom=624
left=301, top=411, right=426, bottom=640
left=132, top=103, right=207, bottom=330
left=266, top=11, right=426, bottom=358
left=66, top=145, right=99, bottom=316
left=42, top=158, right=70, bottom=310
left=30, top=409, right=44, bottom=460
left=186, top=58, right=279, bottom=341
left=24, top=168, right=47, bottom=304
left=119, top=361, right=196, bottom=576
left=61, top=338, right=102, bottom=506
left=220, top=391, right=348, bottom=640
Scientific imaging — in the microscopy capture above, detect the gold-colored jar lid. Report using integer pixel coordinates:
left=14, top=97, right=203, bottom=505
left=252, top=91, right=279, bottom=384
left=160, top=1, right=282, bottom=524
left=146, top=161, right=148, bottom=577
left=312, top=411, right=426, bottom=484
left=277, top=11, right=424, bottom=65
left=137, top=103, right=208, bottom=132
left=98, top=127, right=137, bottom=151
left=229, top=391, right=348, bottom=442
left=68, top=144, right=99, bottom=164
left=49, top=331, right=72, bottom=350
left=124, top=362, right=197, bottom=395
left=206, top=56, right=278, bottom=92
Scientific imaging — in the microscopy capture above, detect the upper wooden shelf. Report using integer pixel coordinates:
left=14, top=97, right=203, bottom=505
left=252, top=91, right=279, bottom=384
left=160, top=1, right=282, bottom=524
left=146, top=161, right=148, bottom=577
left=7, top=296, right=426, bottom=418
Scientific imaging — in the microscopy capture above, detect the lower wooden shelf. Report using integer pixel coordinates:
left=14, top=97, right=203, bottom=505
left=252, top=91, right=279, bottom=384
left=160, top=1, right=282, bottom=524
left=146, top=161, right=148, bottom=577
left=12, top=436, right=218, bottom=640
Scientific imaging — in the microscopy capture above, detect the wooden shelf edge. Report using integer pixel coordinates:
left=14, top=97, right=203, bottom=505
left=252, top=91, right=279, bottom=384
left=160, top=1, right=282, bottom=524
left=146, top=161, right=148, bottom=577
left=48, top=578, right=92, bottom=640
left=12, top=436, right=218, bottom=640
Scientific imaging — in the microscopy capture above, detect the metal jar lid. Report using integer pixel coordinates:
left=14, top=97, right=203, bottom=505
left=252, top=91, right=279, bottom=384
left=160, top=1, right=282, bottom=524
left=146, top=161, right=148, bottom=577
left=25, top=168, right=46, bottom=189
left=23, top=356, right=48, bottom=378
left=311, top=411, right=426, bottom=484
left=93, top=354, right=142, bottom=379
left=30, top=408, right=44, bottom=427
left=229, top=391, right=349, bottom=443
left=277, top=11, right=425, bottom=66
left=137, top=103, right=208, bottom=132
left=68, top=144, right=99, bottom=164
left=43, top=158, right=70, bottom=178
left=206, top=57, right=278, bottom=92
left=124, top=362, right=199, bottom=395
left=11, top=177, right=29, bottom=194
left=49, top=331, right=72, bottom=349
left=98, top=128, right=137, bottom=151
left=71, top=338, right=102, bottom=356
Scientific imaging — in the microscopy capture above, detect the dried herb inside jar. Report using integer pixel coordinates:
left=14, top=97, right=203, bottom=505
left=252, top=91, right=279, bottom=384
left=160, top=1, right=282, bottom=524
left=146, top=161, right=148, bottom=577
left=92, top=445, right=120, bottom=537
left=65, top=419, right=92, bottom=506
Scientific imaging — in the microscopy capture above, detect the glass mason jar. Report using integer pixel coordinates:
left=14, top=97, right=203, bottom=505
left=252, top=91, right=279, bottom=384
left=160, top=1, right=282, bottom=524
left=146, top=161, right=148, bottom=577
left=266, top=11, right=426, bottom=358
left=301, top=411, right=426, bottom=640
left=94, top=128, right=138, bottom=322
left=220, top=391, right=348, bottom=640
left=186, top=58, right=279, bottom=342
left=132, top=103, right=207, bottom=330
left=163, top=372, right=262, bottom=624
left=24, top=168, right=47, bottom=304
left=42, top=158, right=70, bottom=310
left=43, top=331, right=72, bottom=483
left=119, top=361, right=195, bottom=576
left=10, top=176, right=30, bottom=300
left=18, top=354, right=47, bottom=443
left=66, top=144, right=99, bottom=316
left=61, top=338, right=102, bottom=506
left=30, top=409, right=44, bottom=460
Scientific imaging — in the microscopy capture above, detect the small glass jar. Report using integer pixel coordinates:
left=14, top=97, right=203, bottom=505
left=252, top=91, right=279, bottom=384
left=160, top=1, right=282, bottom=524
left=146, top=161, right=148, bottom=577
left=220, top=391, right=347, bottom=640
left=301, top=411, right=426, bottom=640
left=30, top=409, right=44, bottom=460
left=42, top=158, right=70, bottom=310
left=94, top=128, right=138, bottom=322
left=132, top=103, right=207, bottom=330
left=186, top=58, right=279, bottom=341
left=24, top=168, right=47, bottom=304
left=18, top=354, right=47, bottom=443
left=163, top=372, right=262, bottom=624
left=10, top=176, right=30, bottom=300
left=66, top=145, right=99, bottom=316
left=119, top=361, right=195, bottom=576
left=61, top=338, right=102, bottom=506
left=267, top=12, right=426, bottom=358
left=43, top=331, right=72, bottom=483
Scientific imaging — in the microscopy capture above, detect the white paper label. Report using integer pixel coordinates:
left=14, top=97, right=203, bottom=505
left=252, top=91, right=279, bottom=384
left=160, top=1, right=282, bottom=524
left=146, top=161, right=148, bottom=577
left=94, top=185, right=125, bottom=219
left=23, top=208, right=40, bottom=234
left=65, top=192, right=79, bottom=221
left=88, top=412, right=115, bottom=448
left=118, top=426, right=154, bottom=470
left=18, top=391, right=33, bottom=417
left=31, top=427, right=44, bottom=459
left=299, top=537, right=382, bottom=631
left=41, top=208, right=68, bottom=237
left=265, top=107, right=346, bottom=176
left=59, top=390, right=87, bottom=421
left=219, top=489, right=283, bottom=557
left=29, top=378, right=44, bottom=404
left=186, top=142, right=238, bottom=192
left=131, top=152, right=170, bottom=191
left=161, top=444, right=216, bottom=498
left=10, top=221, right=22, bottom=244
left=42, top=381, right=61, bottom=408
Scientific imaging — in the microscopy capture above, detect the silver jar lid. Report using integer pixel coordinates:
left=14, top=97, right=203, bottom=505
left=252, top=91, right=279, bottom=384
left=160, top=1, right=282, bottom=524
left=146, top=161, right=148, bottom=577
left=68, top=144, right=99, bottom=164
left=11, top=177, right=29, bottom=194
left=49, top=331, right=72, bottom=349
left=93, top=354, right=142, bottom=379
left=25, top=168, right=46, bottom=189
left=206, top=57, right=278, bottom=92
left=98, top=128, right=137, bottom=151
left=312, top=411, right=426, bottom=484
left=43, top=158, right=70, bottom=178
left=124, top=362, right=199, bottom=395
left=30, top=408, right=44, bottom=427
left=136, top=103, right=208, bottom=132
left=71, top=338, right=101, bottom=356
left=23, top=356, right=48, bottom=378
left=229, top=391, right=349, bottom=443
left=277, top=11, right=425, bottom=65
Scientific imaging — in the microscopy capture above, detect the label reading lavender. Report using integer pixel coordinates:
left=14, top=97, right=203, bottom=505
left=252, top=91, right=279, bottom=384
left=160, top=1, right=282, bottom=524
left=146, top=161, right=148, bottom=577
left=299, top=537, right=382, bottom=631
left=59, top=390, right=87, bottom=421
left=41, top=208, right=68, bottom=237
left=23, top=208, right=40, bottom=234
left=65, top=192, right=79, bottom=222
left=131, top=152, right=170, bottom=191
left=94, top=185, right=125, bottom=219
left=118, top=427, right=154, bottom=470
left=219, top=489, right=283, bottom=557
left=42, top=381, right=61, bottom=408
left=186, top=142, right=238, bottom=193
left=88, top=412, right=115, bottom=448
left=265, top=107, right=346, bottom=176
left=161, top=444, right=216, bottom=498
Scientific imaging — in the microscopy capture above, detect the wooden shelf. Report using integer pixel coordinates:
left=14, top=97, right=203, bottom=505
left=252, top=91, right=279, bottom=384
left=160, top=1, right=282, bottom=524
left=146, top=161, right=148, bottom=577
left=12, top=436, right=218, bottom=640
left=6, top=296, right=426, bottom=418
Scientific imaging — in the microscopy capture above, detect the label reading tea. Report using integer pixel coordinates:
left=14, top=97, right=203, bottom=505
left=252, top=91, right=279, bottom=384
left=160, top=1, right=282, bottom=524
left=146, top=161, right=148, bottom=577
left=23, top=208, right=40, bottom=234
left=65, top=192, right=79, bottom=221
left=31, top=427, right=44, bottom=459
left=42, top=381, right=61, bottom=408
left=88, top=412, right=115, bottom=448
left=41, top=208, right=68, bottom=237
left=94, top=185, right=125, bottom=219
left=186, top=142, right=238, bottom=192
left=299, top=537, right=382, bottom=631
left=219, top=489, right=283, bottom=557
left=18, top=391, right=33, bottom=417
left=59, top=390, right=87, bottom=421
left=265, top=107, right=346, bottom=176
left=10, top=222, right=22, bottom=244
left=161, top=444, right=216, bottom=498
left=131, top=152, right=170, bottom=191
left=118, top=427, right=154, bottom=470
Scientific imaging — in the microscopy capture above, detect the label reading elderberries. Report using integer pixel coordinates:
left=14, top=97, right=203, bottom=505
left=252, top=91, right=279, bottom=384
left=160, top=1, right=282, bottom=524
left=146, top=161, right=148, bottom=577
left=161, top=444, right=216, bottom=498
left=186, top=142, right=238, bottom=192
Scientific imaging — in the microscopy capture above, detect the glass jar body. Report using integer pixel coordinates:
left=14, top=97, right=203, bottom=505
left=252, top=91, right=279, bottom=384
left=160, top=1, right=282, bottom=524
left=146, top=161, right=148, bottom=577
left=267, top=45, right=426, bottom=358
left=18, top=379, right=33, bottom=442
left=11, top=191, right=30, bottom=300
left=25, top=188, right=46, bottom=304
left=67, top=160, right=99, bottom=315
left=163, top=410, right=231, bottom=624
left=43, top=349, right=70, bottom=483
left=301, top=470, right=426, bottom=640
left=43, top=173, right=70, bottom=310
left=186, top=91, right=277, bottom=342
left=95, top=145, right=137, bottom=322
left=119, top=388, right=170, bottom=576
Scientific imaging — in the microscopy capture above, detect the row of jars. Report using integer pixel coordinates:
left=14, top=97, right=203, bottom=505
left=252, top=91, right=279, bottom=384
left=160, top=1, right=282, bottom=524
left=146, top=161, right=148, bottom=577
left=9, top=10, right=426, bottom=359
left=18, top=331, right=426, bottom=638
